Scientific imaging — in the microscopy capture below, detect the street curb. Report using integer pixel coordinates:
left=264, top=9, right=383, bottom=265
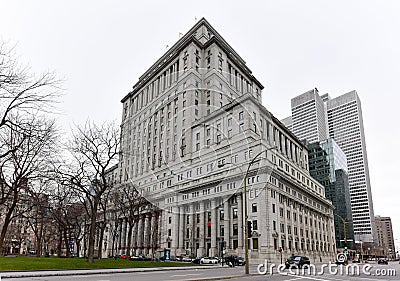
left=179, top=274, right=260, bottom=281
left=0, top=265, right=219, bottom=279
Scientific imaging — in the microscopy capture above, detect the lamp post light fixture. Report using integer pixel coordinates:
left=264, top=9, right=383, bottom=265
left=334, top=214, right=348, bottom=248
left=218, top=146, right=275, bottom=275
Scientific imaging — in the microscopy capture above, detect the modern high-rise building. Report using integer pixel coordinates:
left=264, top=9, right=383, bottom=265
left=108, top=18, right=337, bottom=263
left=284, top=89, right=376, bottom=243
left=375, top=216, right=395, bottom=259
left=307, top=139, right=354, bottom=250
left=326, top=91, right=375, bottom=244
left=291, top=88, right=328, bottom=143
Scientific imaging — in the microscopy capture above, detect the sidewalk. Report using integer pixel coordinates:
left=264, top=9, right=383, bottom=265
left=0, top=265, right=218, bottom=279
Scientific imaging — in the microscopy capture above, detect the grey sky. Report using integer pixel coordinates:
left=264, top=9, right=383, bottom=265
left=1, top=0, right=399, bottom=248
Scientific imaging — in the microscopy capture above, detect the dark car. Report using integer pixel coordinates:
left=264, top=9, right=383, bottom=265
left=285, top=256, right=311, bottom=269
left=234, top=256, right=246, bottom=266
left=378, top=258, right=388, bottom=265
left=192, top=257, right=201, bottom=264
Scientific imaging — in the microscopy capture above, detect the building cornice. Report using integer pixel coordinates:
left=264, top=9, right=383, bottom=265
left=121, top=18, right=263, bottom=103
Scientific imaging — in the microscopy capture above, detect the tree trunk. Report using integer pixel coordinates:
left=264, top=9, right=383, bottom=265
left=75, top=239, right=81, bottom=257
left=36, top=224, right=43, bottom=257
left=57, top=228, right=62, bottom=257
left=63, top=228, right=71, bottom=258
left=0, top=197, right=18, bottom=255
left=87, top=199, right=99, bottom=263
left=126, top=222, right=133, bottom=257
left=97, top=225, right=105, bottom=259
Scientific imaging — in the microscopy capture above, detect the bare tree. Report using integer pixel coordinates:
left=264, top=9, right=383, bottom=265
left=0, top=42, right=61, bottom=255
left=24, top=187, right=51, bottom=257
left=63, top=121, right=119, bottom=263
left=68, top=202, right=87, bottom=257
left=0, top=115, right=58, bottom=254
left=0, top=43, right=60, bottom=131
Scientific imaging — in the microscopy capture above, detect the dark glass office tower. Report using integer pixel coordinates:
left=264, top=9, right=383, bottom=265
left=308, top=139, right=354, bottom=249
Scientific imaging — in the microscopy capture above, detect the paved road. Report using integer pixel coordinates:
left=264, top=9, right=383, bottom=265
left=0, top=265, right=244, bottom=281
left=2, top=262, right=399, bottom=281
left=229, top=262, right=400, bottom=281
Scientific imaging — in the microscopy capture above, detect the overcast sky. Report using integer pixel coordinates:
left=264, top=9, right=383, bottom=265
left=1, top=1, right=399, bottom=249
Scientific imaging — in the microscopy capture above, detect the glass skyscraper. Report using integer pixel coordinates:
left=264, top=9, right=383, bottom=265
left=308, top=139, right=354, bottom=249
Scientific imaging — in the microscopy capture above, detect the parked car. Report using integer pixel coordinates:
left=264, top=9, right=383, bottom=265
left=181, top=256, right=192, bottom=262
left=285, top=256, right=311, bottom=269
left=200, top=257, right=219, bottom=264
left=130, top=255, right=151, bottom=261
left=234, top=256, right=246, bottom=266
left=378, top=258, right=388, bottom=265
left=192, top=257, right=201, bottom=264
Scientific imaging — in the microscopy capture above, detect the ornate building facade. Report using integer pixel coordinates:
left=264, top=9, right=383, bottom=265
left=108, top=18, right=336, bottom=263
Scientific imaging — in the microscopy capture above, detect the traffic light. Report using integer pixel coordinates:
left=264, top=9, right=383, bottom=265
left=247, top=221, right=252, bottom=238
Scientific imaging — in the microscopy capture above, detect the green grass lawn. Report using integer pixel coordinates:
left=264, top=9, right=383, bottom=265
left=0, top=256, right=193, bottom=271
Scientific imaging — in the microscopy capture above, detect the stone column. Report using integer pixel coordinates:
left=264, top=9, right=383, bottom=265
left=157, top=212, right=162, bottom=250
left=198, top=201, right=205, bottom=257
left=171, top=206, right=179, bottom=255
left=132, top=218, right=137, bottom=255
left=143, top=215, right=150, bottom=254
left=189, top=204, right=195, bottom=256
left=179, top=206, right=185, bottom=254
left=121, top=218, right=127, bottom=252
left=210, top=199, right=217, bottom=256
left=148, top=213, right=155, bottom=256
left=237, top=194, right=244, bottom=251
left=117, top=220, right=122, bottom=255
left=137, top=216, right=143, bottom=254
left=224, top=200, right=230, bottom=250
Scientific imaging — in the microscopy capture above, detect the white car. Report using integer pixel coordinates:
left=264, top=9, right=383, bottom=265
left=200, top=257, right=219, bottom=264
left=181, top=256, right=192, bottom=262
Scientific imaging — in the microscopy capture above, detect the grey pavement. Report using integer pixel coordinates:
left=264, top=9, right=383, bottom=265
left=2, top=261, right=398, bottom=281
left=0, top=265, right=218, bottom=279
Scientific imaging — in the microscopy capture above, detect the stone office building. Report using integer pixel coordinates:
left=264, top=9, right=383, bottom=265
left=114, top=18, right=336, bottom=263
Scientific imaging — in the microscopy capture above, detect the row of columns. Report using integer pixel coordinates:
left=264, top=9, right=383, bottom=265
left=115, top=212, right=161, bottom=256
left=169, top=196, right=244, bottom=257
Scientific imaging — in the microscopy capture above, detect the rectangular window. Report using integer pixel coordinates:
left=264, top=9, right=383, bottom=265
left=233, top=224, right=238, bottom=235
left=252, top=238, right=259, bottom=250
left=233, top=208, right=238, bottom=219
left=220, top=210, right=224, bottom=220
left=253, top=220, right=258, bottom=230
left=239, top=111, right=244, bottom=120
left=252, top=203, right=257, bottom=213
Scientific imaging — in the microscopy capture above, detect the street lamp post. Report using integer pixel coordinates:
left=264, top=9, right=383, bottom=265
left=219, top=146, right=275, bottom=275
left=334, top=214, right=347, bottom=248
